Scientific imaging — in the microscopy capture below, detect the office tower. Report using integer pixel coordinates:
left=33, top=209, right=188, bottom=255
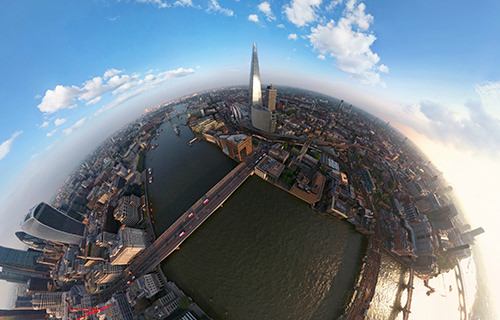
left=249, top=43, right=276, bottom=133
left=113, top=195, right=142, bottom=227
left=0, top=309, right=47, bottom=320
left=249, top=42, right=262, bottom=106
left=0, top=268, right=30, bottom=284
left=22, top=202, right=85, bottom=245
left=265, top=84, right=277, bottom=111
left=0, top=246, right=50, bottom=277
left=462, top=227, right=484, bottom=238
left=15, top=232, right=46, bottom=252
left=32, top=292, right=63, bottom=310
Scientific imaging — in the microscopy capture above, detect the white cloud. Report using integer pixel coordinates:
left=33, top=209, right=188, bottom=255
left=248, top=14, right=259, bottom=23
left=0, top=131, right=22, bottom=161
left=317, top=54, right=326, bottom=60
left=86, top=96, right=102, bottom=105
left=288, top=33, right=298, bottom=40
left=54, top=118, right=67, bottom=126
left=277, top=24, right=285, bottom=28
left=326, top=0, right=343, bottom=10
left=37, top=66, right=195, bottom=115
left=378, top=64, right=389, bottom=73
left=174, top=0, right=195, bottom=6
left=46, top=129, right=57, bottom=137
left=307, top=0, right=387, bottom=85
left=94, top=67, right=195, bottom=117
left=132, top=0, right=169, bottom=8
left=103, top=68, right=122, bottom=79
left=284, top=0, right=322, bottom=27
left=63, top=117, right=87, bottom=136
left=258, top=2, right=275, bottom=21
left=206, top=0, right=234, bottom=16
left=39, top=121, right=49, bottom=128
left=37, top=85, right=80, bottom=113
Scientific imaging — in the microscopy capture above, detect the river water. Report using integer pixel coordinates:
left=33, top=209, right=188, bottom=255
left=145, top=106, right=475, bottom=320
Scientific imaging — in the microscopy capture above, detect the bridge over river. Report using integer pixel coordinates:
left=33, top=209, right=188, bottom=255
left=96, top=150, right=263, bottom=302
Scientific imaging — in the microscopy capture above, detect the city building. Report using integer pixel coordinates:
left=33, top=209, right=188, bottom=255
left=27, top=278, right=53, bottom=294
left=134, top=272, right=165, bottom=299
left=104, top=293, right=134, bottom=320
left=144, top=291, right=180, bottom=320
left=14, top=295, right=34, bottom=309
left=15, top=232, right=47, bottom=251
left=0, top=309, right=47, bottom=320
left=265, top=84, right=277, bottom=111
left=254, top=155, right=285, bottom=181
left=109, top=226, right=146, bottom=265
left=0, top=246, right=50, bottom=278
left=218, top=134, right=253, bottom=162
left=290, top=172, right=326, bottom=205
left=113, top=195, right=142, bottom=227
left=32, top=292, right=63, bottom=311
left=249, top=42, right=262, bottom=106
left=249, top=43, right=276, bottom=133
left=251, top=105, right=275, bottom=133
left=0, top=268, right=31, bottom=283
left=268, top=143, right=290, bottom=163
left=22, top=202, right=85, bottom=245
left=91, top=262, right=125, bottom=284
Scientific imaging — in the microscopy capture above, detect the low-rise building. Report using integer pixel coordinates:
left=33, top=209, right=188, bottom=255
left=255, top=155, right=285, bottom=181
left=219, top=134, right=253, bottom=162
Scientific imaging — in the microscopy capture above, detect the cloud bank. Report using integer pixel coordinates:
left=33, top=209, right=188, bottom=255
left=37, top=67, right=195, bottom=117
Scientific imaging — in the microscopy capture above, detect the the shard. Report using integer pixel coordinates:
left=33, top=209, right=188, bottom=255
left=249, top=42, right=262, bottom=106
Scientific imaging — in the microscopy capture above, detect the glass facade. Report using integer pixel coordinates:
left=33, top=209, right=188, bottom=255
left=22, top=202, right=85, bottom=245
left=249, top=42, right=262, bottom=106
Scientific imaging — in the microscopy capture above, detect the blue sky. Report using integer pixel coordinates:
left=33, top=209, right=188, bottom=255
left=1, top=0, right=499, bottom=313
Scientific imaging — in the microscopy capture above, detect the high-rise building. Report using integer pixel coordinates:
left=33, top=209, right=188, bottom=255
left=0, top=268, right=30, bottom=284
left=249, top=43, right=276, bottom=133
left=249, top=42, right=262, bottom=106
left=15, top=232, right=47, bottom=252
left=22, top=203, right=85, bottom=245
left=0, top=309, right=47, bottom=320
left=251, top=105, right=275, bottom=132
left=0, top=246, right=50, bottom=277
left=32, top=292, right=63, bottom=310
left=113, top=195, right=142, bottom=227
left=265, top=84, right=277, bottom=112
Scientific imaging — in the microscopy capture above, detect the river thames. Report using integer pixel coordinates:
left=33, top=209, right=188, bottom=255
left=145, top=105, right=475, bottom=319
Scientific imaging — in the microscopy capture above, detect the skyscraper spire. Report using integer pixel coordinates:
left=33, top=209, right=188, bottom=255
left=249, top=42, right=262, bottom=106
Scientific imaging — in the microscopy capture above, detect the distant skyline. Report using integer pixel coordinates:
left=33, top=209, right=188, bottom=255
left=0, top=0, right=499, bottom=314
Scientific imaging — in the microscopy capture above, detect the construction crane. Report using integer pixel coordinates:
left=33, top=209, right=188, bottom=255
left=68, top=304, right=113, bottom=320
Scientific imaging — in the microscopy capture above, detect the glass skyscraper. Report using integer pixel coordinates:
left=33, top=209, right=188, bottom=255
left=22, top=202, right=85, bottom=245
left=249, top=42, right=262, bottom=106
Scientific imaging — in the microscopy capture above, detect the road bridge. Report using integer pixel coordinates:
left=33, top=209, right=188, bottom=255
left=455, top=261, right=468, bottom=320
left=95, top=151, right=262, bottom=303
left=401, top=266, right=415, bottom=320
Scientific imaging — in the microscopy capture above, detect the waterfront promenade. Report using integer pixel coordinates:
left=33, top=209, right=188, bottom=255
left=341, top=236, right=381, bottom=320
